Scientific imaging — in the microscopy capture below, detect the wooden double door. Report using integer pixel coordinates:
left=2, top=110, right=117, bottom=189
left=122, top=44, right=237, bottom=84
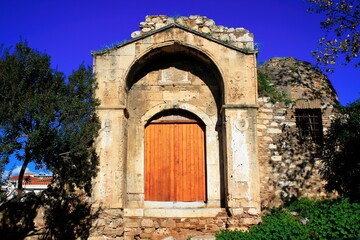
left=144, top=118, right=206, bottom=202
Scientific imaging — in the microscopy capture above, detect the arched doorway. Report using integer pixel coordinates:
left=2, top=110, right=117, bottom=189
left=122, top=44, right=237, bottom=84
left=123, top=42, right=226, bottom=210
left=144, top=110, right=206, bottom=202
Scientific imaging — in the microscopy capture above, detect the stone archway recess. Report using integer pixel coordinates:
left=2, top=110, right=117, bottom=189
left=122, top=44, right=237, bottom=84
left=122, top=39, right=226, bottom=215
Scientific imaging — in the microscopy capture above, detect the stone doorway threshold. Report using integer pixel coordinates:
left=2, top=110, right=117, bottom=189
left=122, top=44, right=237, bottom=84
left=124, top=208, right=225, bottom=218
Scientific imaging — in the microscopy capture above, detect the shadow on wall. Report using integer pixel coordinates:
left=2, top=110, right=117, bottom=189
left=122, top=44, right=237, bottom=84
left=40, top=186, right=102, bottom=240
left=0, top=194, right=40, bottom=240
left=0, top=188, right=102, bottom=240
left=262, top=121, right=328, bottom=209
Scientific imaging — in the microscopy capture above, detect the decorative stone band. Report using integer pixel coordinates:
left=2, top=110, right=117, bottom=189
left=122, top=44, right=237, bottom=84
left=221, top=104, right=258, bottom=111
left=97, top=105, right=126, bottom=110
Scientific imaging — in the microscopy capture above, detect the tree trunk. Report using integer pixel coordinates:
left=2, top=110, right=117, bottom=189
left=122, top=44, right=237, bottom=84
left=17, top=151, right=30, bottom=198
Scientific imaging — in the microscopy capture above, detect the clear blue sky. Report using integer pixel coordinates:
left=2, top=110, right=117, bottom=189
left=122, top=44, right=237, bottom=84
left=1, top=0, right=359, bottom=174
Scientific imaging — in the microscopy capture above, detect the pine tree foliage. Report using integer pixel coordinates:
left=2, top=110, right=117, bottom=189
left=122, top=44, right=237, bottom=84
left=0, top=40, right=100, bottom=197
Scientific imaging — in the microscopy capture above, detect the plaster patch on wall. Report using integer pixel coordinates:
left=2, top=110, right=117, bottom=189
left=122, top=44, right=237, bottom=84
left=104, top=119, right=112, bottom=132
left=231, top=118, right=250, bottom=182
left=101, top=118, right=113, bottom=148
left=206, top=135, right=217, bottom=165
left=102, top=82, right=119, bottom=102
left=160, top=67, right=190, bottom=84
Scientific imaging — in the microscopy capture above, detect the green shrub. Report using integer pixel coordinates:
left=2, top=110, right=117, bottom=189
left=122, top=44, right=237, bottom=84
left=288, top=198, right=360, bottom=239
left=216, top=198, right=360, bottom=240
left=216, top=209, right=309, bottom=240
left=257, top=71, right=292, bottom=105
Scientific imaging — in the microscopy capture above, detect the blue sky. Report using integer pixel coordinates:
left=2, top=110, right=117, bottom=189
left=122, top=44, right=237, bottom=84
left=1, top=0, right=359, bottom=175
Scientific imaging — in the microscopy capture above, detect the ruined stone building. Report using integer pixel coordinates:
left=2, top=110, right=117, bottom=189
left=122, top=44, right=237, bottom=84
left=90, top=15, right=338, bottom=239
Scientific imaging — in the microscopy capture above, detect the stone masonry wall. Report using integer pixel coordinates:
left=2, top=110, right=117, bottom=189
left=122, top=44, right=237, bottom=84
left=257, top=97, right=333, bottom=208
left=257, top=58, right=338, bottom=208
left=89, top=209, right=260, bottom=240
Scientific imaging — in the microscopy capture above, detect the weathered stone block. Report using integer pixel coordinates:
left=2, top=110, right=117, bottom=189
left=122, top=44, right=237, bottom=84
left=88, top=237, right=107, bottom=240
left=269, top=144, right=277, bottom=149
left=140, top=233, right=153, bottom=239
left=124, top=221, right=139, bottom=228
left=241, top=217, right=261, bottom=226
left=141, top=218, right=154, bottom=227
left=102, top=229, right=124, bottom=237
left=274, top=116, right=286, bottom=120
left=267, top=128, right=282, bottom=134
left=271, top=156, right=282, bottom=161
left=247, top=208, right=260, bottom=215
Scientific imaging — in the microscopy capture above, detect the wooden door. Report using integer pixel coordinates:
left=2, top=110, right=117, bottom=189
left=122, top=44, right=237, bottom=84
left=144, top=120, right=206, bottom=201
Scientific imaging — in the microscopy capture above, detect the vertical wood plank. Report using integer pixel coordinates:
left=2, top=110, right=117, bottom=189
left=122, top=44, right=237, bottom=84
left=145, top=126, right=149, bottom=199
left=198, top=124, right=205, bottom=199
left=169, top=124, right=175, bottom=200
left=181, top=123, right=186, bottom=201
left=194, top=124, right=199, bottom=199
left=185, top=123, right=191, bottom=201
left=163, top=124, right=169, bottom=200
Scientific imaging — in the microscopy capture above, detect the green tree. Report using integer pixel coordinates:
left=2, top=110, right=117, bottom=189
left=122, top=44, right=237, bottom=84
left=0, top=40, right=101, bottom=238
left=308, top=0, right=360, bottom=71
left=0, top=40, right=100, bottom=198
left=322, top=98, right=360, bottom=200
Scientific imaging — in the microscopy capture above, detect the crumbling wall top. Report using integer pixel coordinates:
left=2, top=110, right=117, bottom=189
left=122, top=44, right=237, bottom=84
left=131, top=15, right=254, bottom=50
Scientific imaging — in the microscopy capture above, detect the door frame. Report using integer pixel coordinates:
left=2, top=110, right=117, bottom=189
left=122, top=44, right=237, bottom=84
left=125, top=104, right=222, bottom=211
left=144, top=114, right=207, bottom=202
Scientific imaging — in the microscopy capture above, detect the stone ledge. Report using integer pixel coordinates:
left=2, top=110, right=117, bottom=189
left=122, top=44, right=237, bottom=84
left=124, top=208, right=225, bottom=218
left=124, top=208, right=144, bottom=217
left=191, top=236, right=216, bottom=240
left=144, top=201, right=206, bottom=209
left=97, top=105, right=126, bottom=110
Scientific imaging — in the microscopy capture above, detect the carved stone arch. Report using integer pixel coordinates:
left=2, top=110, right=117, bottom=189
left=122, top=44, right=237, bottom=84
left=124, top=41, right=225, bottom=108
left=141, top=103, right=214, bottom=127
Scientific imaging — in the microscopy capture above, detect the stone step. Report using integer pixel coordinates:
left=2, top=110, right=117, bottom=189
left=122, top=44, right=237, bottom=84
left=162, top=236, right=215, bottom=240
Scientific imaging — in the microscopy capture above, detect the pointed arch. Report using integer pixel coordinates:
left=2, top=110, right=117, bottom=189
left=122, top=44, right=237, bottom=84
left=125, top=41, right=225, bottom=109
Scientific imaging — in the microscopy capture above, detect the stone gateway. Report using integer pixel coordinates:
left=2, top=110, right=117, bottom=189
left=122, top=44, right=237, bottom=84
left=90, top=15, right=337, bottom=239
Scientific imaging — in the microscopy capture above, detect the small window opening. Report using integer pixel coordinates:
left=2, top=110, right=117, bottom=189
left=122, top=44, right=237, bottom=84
left=295, top=108, right=323, bottom=145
